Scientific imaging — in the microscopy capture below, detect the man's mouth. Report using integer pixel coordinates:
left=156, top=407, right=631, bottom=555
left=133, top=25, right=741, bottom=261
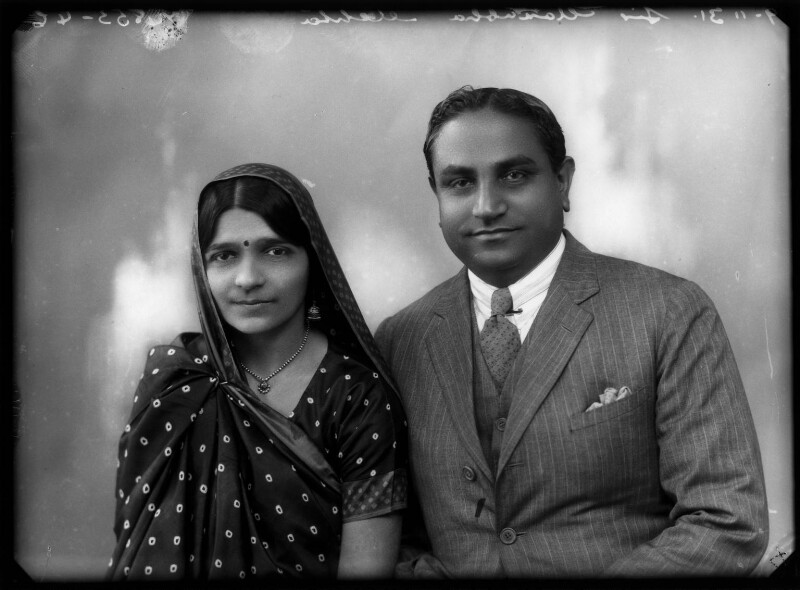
left=471, top=227, right=517, bottom=237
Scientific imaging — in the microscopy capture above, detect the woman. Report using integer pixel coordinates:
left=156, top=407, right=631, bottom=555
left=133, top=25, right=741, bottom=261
left=109, top=163, right=408, bottom=580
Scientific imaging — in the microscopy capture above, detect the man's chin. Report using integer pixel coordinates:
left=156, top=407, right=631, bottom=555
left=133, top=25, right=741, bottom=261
left=465, top=254, right=526, bottom=287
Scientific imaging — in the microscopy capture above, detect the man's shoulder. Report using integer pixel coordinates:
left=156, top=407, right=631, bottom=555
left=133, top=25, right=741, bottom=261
left=380, top=272, right=463, bottom=327
left=564, top=232, right=684, bottom=285
left=595, top=251, right=684, bottom=283
left=583, top=246, right=710, bottom=307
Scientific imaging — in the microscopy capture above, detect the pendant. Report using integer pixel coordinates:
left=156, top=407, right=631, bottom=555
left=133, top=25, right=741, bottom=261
left=258, top=380, right=270, bottom=394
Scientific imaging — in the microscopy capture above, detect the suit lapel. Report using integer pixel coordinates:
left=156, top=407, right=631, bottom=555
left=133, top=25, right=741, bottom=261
left=424, top=269, right=493, bottom=481
left=497, top=233, right=599, bottom=476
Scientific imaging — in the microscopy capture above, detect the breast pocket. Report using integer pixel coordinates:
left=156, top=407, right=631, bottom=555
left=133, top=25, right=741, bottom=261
left=564, top=387, right=656, bottom=492
left=568, top=387, right=648, bottom=432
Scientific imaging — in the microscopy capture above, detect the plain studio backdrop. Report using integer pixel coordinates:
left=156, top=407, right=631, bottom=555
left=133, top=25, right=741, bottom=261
left=12, top=8, right=790, bottom=580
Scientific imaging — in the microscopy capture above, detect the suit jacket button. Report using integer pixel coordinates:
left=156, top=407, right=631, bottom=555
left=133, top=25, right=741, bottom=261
left=499, top=527, right=517, bottom=545
left=495, top=417, right=506, bottom=431
left=462, top=466, right=476, bottom=481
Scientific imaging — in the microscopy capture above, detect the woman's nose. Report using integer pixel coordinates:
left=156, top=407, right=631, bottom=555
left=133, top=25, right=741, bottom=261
left=472, top=182, right=507, bottom=220
left=234, top=258, right=266, bottom=289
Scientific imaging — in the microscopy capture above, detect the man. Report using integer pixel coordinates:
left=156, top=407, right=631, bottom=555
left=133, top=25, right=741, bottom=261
left=375, top=86, right=768, bottom=577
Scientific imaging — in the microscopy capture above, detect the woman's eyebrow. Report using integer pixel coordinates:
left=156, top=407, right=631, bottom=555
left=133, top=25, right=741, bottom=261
left=207, top=237, right=290, bottom=251
left=205, top=240, right=240, bottom=252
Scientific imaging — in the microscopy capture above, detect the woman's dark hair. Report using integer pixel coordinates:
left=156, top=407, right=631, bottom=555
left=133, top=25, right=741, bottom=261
left=197, top=175, right=324, bottom=303
left=423, top=86, right=567, bottom=178
left=198, top=176, right=310, bottom=253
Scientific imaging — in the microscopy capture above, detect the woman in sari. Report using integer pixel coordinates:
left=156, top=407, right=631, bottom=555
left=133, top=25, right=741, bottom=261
left=109, top=163, right=408, bottom=580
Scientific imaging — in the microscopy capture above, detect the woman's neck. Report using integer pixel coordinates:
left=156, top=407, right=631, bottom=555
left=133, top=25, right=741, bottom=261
left=231, top=313, right=309, bottom=375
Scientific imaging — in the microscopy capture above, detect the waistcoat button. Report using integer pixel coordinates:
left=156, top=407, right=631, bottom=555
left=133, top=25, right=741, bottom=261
left=462, top=466, right=476, bottom=481
left=495, top=417, right=506, bottom=431
left=499, top=527, right=517, bottom=545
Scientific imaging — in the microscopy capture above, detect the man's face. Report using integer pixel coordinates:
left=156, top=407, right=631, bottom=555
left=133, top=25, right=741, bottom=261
left=429, top=108, right=575, bottom=288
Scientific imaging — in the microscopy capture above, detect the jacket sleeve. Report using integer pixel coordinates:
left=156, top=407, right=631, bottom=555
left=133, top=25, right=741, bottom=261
left=374, top=316, right=439, bottom=578
left=605, top=281, right=769, bottom=575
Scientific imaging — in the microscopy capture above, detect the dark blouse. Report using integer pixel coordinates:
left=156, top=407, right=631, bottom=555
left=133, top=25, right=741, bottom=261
left=287, top=342, right=408, bottom=522
left=109, top=334, right=407, bottom=580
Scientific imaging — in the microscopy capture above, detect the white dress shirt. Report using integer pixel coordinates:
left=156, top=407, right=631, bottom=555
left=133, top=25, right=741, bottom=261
left=469, top=233, right=565, bottom=343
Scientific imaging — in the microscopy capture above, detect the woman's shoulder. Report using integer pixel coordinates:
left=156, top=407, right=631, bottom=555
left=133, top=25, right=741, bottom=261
left=128, top=333, right=215, bottom=419
left=320, top=342, right=405, bottom=415
left=137, top=333, right=212, bottom=381
left=170, top=332, right=208, bottom=356
left=323, top=341, right=382, bottom=381
left=142, top=333, right=206, bottom=362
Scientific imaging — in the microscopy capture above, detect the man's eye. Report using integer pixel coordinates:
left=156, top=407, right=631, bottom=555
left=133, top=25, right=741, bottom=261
left=448, top=178, right=473, bottom=189
left=504, top=170, right=526, bottom=182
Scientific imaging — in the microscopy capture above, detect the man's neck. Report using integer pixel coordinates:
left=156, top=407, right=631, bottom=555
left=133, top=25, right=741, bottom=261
left=470, top=232, right=566, bottom=290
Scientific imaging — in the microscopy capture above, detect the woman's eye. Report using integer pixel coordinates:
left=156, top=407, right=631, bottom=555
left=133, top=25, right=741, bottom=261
left=266, top=246, right=288, bottom=256
left=209, top=251, right=234, bottom=263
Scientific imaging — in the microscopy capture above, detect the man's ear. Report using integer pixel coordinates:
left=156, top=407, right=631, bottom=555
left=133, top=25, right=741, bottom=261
left=429, top=176, right=442, bottom=227
left=557, top=157, right=576, bottom=212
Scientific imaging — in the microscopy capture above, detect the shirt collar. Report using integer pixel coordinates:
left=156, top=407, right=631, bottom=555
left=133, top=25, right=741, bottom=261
left=468, top=232, right=566, bottom=313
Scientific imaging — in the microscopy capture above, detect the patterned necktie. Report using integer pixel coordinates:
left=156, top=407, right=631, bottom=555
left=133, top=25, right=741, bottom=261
left=480, top=287, right=521, bottom=387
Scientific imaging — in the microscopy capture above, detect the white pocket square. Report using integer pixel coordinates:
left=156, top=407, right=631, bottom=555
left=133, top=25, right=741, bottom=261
left=585, top=386, right=632, bottom=412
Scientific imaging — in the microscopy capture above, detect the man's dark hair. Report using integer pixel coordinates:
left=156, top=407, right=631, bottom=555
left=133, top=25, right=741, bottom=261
left=423, top=86, right=567, bottom=178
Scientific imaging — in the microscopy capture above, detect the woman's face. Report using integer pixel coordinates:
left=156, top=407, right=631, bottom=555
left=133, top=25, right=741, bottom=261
left=204, top=207, right=310, bottom=337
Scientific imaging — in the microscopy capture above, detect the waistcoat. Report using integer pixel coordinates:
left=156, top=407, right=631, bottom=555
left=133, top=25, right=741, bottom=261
left=471, top=319, right=514, bottom=475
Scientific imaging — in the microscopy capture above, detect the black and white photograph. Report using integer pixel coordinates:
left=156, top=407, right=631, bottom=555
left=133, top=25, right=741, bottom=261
left=9, top=5, right=793, bottom=583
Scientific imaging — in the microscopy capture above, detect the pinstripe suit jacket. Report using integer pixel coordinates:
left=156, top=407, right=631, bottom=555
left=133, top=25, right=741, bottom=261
left=375, top=232, right=768, bottom=577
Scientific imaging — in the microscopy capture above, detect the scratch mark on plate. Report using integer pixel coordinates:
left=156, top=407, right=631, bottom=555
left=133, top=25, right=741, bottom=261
left=764, top=313, right=774, bottom=380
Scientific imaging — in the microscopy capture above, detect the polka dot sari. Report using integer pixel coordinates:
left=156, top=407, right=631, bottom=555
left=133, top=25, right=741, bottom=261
left=108, top=164, right=408, bottom=580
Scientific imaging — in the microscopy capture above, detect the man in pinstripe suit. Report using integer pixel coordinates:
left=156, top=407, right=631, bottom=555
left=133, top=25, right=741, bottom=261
left=374, top=86, right=767, bottom=577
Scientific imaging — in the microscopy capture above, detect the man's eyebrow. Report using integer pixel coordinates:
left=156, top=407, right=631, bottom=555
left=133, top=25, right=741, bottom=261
left=498, top=155, right=538, bottom=167
left=437, top=164, right=474, bottom=177
left=438, top=155, right=540, bottom=176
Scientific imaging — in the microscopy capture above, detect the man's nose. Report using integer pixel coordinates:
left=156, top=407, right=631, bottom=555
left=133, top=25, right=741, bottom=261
left=472, top=182, right=507, bottom=220
left=234, top=258, right=266, bottom=289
